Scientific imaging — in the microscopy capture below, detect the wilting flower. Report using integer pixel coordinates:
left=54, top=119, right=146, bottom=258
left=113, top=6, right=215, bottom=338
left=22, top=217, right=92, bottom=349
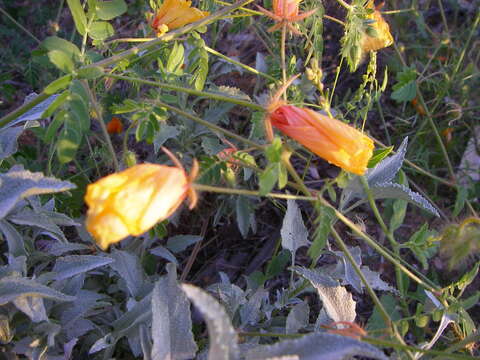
left=266, top=103, right=374, bottom=175
left=257, top=0, right=316, bottom=34
left=106, top=117, right=123, bottom=134
left=85, top=149, right=198, bottom=250
left=151, top=0, right=209, bottom=36
left=362, top=0, right=393, bottom=52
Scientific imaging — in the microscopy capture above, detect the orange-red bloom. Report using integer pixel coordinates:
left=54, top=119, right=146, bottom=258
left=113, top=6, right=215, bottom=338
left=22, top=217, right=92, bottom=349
left=151, top=0, right=209, bottom=36
left=85, top=149, right=198, bottom=250
left=107, top=117, right=123, bottom=134
left=362, top=0, right=393, bottom=52
left=323, top=321, right=368, bottom=340
left=257, top=0, right=316, bottom=34
left=267, top=104, right=374, bottom=175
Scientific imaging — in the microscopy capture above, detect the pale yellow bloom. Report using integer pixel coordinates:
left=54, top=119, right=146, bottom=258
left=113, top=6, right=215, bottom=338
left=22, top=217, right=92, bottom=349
left=85, top=154, right=198, bottom=250
left=151, top=0, right=209, bottom=36
left=362, top=0, right=394, bottom=52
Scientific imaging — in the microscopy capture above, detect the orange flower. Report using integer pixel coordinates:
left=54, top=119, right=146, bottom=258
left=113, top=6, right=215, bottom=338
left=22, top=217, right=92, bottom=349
left=151, top=0, right=209, bottom=36
left=411, top=97, right=426, bottom=116
left=107, top=117, right=123, bottom=134
left=323, top=321, right=368, bottom=340
left=362, top=0, right=393, bottom=52
left=267, top=104, right=374, bottom=175
left=85, top=148, right=198, bottom=250
left=257, top=0, right=316, bottom=34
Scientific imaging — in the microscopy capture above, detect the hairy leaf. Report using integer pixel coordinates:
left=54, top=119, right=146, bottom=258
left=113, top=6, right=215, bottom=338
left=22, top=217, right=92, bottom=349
left=281, top=199, right=309, bottom=262
left=53, top=255, right=113, bottom=281
left=109, top=249, right=146, bottom=298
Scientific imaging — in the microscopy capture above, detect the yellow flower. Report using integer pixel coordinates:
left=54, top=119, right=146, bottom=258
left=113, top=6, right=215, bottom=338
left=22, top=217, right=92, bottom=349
left=362, top=0, right=393, bottom=52
left=267, top=104, right=374, bottom=175
left=151, top=0, right=209, bottom=36
left=85, top=149, right=198, bottom=250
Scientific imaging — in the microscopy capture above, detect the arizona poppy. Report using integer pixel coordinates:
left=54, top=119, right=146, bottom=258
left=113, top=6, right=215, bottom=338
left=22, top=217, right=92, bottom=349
left=267, top=104, right=374, bottom=175
left=151, top=0, right=209, bottom=36
left=85, top=148, right=198, bottom=250
left=107, top=117, right=123, bottom=134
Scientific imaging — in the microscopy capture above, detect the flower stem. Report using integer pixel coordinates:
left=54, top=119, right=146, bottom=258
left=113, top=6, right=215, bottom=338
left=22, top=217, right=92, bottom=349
left=280, top=23, right=288, bottom=95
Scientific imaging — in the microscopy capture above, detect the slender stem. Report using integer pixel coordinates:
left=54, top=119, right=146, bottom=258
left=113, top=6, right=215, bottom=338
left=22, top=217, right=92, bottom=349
left=105, top=74, right=265, bottom=112
left=280, top=23, right=288, bottom=95
left=334, top=0, right=352, bottom=10
left=0, top=6, right=41, bottom=44
left=153, top=100, right=264, bottom=150
left=205, top=45, right=277, bottom=82
left=192, top=183, right=317, bottom=201
left=82, top=81, right=119, bottom=171
left=323, top=14, right=345, bottom=26
left=329, top=57, right=343, bottom=105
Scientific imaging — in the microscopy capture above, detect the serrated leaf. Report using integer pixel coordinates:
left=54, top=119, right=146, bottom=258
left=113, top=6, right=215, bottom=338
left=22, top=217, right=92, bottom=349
left=151, top=264, right=197, bottom=360
left=67, top=0, right=87, bottom=35
left=286, top=301, right=309, bottom=334
left=0, top=127, right=23, bottom=160
left=246, top=333, right=388, bottom=360
left=367, top=137, right=408, bottom=186
left=89, top=21, right=114, bottom=40
left=0, top=276, right=75, bottom=305
left=52, top=255, right=113, bottom=281
left=109, top=249, right=145, bottom=298
left=182, top=284, right=239, bottom=360
left=361, top=266, right=397, bottom=293
left=0, top=166, right=75, bottom=219
left=153, top=124, right=180, bottom=153
left=95, top=0, right=127, bottom=20
left=391, top=81, right=416, bottom=102
left=293, top=267, right=356, bottom=323
left=281, top=199, right=309, bottom=262
left=370, top=182, right=439, bottom=217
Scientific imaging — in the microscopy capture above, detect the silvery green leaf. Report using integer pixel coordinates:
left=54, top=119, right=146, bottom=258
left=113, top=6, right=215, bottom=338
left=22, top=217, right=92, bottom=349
left=208, top=281, right=246, bottom=319
left=112, top=293, right=152, bottom=338
left=0, top=220, right=26, bottom=257
left=281, top=199, right=309, bottom=262
left=370, top=183, right=439, bottom=217
left=60, top=290, right=106, bottom=328
left=150, top=246, right=179, bottom=266
left=151, top=264, right=197, bottom=360
left=89, top=334, right=115, bottom=354
left=236, top=196, right=253, bottom=238
left=239, top=287, right=268, bottom=326
left=361, top=266, right=398, bottom=294
left=109, top=249, right=145, bottom=298
left=44, top=242, right=89, bottom=256
left=167, top=235, right=202, bottom=253
left=139, top=324, right=152, bottom=360
left=65, top=318, right=95, bottom=340
left=246, top=333, right=388, bottom=360
left=334, top=247, right=362, bottom=293
left=341, top=138, right=408, bottom=209
left=182, top=283, right=239, bottom=360
left=52, top=255, right=113, bottom=281
left=0, top=166, right=75, bottom=219
left=293, top=267, right=356, bottom=323
left=285, top=300, right=310, bottom=334
left=8, top=93, right=59, bottom=127
left=0, top=276, right=75, bottom=305
left=367, top=137, right=409, bottom=186
left=0, top=127, right=23, bottom=160
left=40, top=210, right=79, bottom=227
left=8, top=208, right=66, bottom=241
left=13, top=295, right=48, bottom=322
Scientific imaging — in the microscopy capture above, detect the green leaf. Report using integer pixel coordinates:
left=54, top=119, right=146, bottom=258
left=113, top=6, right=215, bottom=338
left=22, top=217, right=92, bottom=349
left=389, top=171, right=408, bottom=233
left=166, top=42, right=185, bottom=74
left=166, top=235, right=202, bottom=253
left=187, top=36, right=209, bottom=90
left=95, top=0, right=127, bottom=20
left=265, top=250, right=290, bottom=280
left=452, top=187, right=468, bottom=217
left=236, top=196, right=252, bottom=238
left=259, top=163, right=279, bottom=196
left=67, top=0, right=87, bottom=35
left=42, top=36, right=81, bottom=61
left=308, top=204, right=335, bottom=261
left=76, top=66, right=104, bottom=79
left=44, top=109, right=67, bottom=143
left=57, top=126, right=82, bottom=164
left=41, top=90, right=69, bottom=118
left=391, top=67, right=417, bottom=102
left=368, top=146, right=393, bottom=168
left=89, top=21, right=114, bottom=40
left=68, top=93, right=90, bottom=132
left=0, top=166, right=75, bottom=219
left=44, top=75, right=73, bottom=94
left=265, top=137, right=282, bottom=163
